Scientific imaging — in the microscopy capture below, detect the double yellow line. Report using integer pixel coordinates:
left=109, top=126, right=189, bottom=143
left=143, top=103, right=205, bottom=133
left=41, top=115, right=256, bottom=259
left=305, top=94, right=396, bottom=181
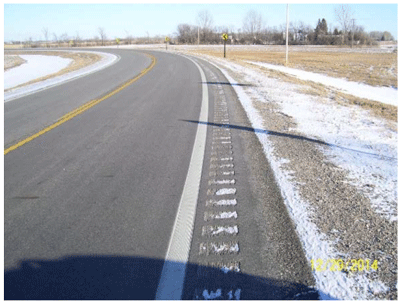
left=5, top=54, right=157, bottom=155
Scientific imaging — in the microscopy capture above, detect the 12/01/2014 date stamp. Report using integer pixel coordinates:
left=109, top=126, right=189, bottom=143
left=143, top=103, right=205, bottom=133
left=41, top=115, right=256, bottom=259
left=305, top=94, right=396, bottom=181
left=311, top=259, right=378, bottom=272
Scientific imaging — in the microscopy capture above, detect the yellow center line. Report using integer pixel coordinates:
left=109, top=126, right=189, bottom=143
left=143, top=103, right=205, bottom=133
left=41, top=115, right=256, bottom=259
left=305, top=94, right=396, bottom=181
left=5, top=53, right=157, bottom=155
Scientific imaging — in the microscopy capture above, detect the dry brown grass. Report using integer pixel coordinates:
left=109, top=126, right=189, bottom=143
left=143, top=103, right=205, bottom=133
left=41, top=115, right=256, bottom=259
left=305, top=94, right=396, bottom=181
left=228, top=59, right=397, bottom=123
left=4, top=55, right=26, bottom=71
left=334, top=92, right=398, bottom=123
left=4, top=44, right=24, bottom=49
left=189, top=48, right=398, bottom=88
left=4, top=51, right=102, bottom=91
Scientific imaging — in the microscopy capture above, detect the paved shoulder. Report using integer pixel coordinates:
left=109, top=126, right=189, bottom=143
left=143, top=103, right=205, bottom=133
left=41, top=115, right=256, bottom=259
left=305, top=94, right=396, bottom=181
left=181, top=56, right=318, bottom=300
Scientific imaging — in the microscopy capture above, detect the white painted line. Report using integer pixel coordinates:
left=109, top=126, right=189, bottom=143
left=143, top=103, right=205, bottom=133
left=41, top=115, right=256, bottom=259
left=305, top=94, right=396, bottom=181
left=212, top=163, right=234, bottom=169
left=229, top=289, right=242, bottom=300
left=212, top=262, right=241, bottom=274
left=221, top=157, right=234, bottom=161
left=216, top=188, right=236, bottom=195
left=206, top=199, right=237, bottom=207
left=202, top=289, right=222, bottom=300
left=212, top=145, right=233, bottom=150
left=211, top=150, right=233, bottom=156
left=196, top=288, right=241, bottom=300
left=209, top=171, right=217, bottom=177
left=155, top=55, right=209, bottom=300
left=200, top=242, right=240, bottom=255
left=217, top=211, right=238, bottom=219
left=209, top=179, right=236, bottom=185
left=204, top=211, right=238, bottom=221
left=202, top=225, right=238, bottom=236
left=213, top=128, right=230, bottom=132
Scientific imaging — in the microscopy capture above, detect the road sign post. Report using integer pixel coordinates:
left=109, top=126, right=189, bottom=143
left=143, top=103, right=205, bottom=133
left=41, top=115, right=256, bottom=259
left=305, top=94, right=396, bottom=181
left=165, top=36, right=170, bottom=50
left=222, top=33, right=228, bottom=58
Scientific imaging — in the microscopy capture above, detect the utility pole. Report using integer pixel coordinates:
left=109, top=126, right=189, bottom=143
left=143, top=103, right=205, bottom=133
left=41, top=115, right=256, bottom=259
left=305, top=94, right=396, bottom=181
left=351, top=18, right=355, bottom=48
left=198, top=26, right=200, bottom=45
left=285, top=4, right=289, bottom=66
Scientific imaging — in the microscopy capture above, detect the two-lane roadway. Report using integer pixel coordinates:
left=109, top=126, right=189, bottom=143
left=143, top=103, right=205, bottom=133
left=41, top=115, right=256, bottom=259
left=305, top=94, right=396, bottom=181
left=4, top=48, right=317, bottom=300
left=5, top=49, right=203, bottom=299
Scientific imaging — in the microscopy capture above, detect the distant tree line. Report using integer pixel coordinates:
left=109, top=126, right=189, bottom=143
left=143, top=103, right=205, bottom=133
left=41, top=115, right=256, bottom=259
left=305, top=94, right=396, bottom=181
left=175, top=6, right=395, bottom=46
left=5, top=5, right=396, bottom=48
left=10, top=26, right=169, bottom=48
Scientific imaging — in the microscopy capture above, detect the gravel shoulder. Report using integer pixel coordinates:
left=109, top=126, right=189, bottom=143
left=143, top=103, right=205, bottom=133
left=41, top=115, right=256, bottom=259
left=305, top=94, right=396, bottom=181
left=178, top=50, right=397, bottom=299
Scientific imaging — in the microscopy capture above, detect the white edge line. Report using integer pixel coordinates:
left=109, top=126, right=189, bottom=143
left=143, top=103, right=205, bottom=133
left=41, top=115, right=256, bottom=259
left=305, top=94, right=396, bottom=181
left=155, top=54, right=208, bottom=300
left=4, top=50, right=121, bottom=102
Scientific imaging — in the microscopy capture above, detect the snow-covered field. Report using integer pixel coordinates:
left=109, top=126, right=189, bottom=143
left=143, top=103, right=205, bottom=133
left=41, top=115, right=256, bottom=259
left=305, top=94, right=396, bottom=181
left=4, top=51, right=118, bottom=101
left=181, top=51, right=397, bottom=300
left=4, top=55, right=72, bottom=90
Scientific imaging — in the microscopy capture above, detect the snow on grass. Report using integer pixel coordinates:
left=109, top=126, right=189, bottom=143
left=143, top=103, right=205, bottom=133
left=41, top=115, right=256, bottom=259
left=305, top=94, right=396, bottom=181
left=4, top=55, right=73, bottom=90
left=203, top=56, right=392, bottom=299
left=4, top=51, right=118, bottom=102
left=246, top=61, right=398, bottom=107
left=280, top=93, right=397, bottom=222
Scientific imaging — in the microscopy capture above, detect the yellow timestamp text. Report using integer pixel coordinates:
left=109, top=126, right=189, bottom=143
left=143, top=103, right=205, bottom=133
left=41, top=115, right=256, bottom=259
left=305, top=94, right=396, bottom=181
left=311, top=259, right=378, bottom=272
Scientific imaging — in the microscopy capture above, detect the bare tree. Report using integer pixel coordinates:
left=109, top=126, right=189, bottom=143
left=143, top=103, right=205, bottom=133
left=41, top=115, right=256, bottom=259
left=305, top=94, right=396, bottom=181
left=42, top=27, right=49, bottom=47
left=52, top=33, right=58, bottom=46
left=335, top=5, right=353, bottom=35
left=196, top=10, right=214, bottom=43
left=25, top=36, right=33, bottom=48
left=75, top=31, right=81, bottom=46
left=176, top=23, right=196, bottom=44
left=98, top=27, right=106, bottom=46
left=125, top=29, right=133, bottom=45
left=60, top=33, right=69, bottom=46
left=243, top=10, right=263, bottom=43
left=93, top=36, right=100, bottom=46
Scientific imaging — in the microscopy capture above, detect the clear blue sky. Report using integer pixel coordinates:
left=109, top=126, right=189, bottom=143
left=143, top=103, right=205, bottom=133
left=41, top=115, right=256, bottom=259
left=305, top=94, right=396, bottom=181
left=4, top=3, right=398, bottom=42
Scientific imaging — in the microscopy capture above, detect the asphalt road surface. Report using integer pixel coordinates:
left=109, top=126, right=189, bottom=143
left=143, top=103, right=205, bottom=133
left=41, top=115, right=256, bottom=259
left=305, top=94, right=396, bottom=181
left=4, top=48, right=318, bottom=300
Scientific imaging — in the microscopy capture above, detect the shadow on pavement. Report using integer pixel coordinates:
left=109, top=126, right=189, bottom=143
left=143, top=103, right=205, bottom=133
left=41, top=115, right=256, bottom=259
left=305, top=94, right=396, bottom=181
left=180, top=120, right=396, bottom=161
left=201, top=82, right=255, bottom=87
left=4, top=255, right=324, bottom=300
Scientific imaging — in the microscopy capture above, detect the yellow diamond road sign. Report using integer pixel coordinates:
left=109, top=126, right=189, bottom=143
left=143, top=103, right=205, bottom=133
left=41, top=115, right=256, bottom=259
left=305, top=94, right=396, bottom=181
left=165, top=36, right=170, bottom=42
left=222, top=33, right=228, bottom=41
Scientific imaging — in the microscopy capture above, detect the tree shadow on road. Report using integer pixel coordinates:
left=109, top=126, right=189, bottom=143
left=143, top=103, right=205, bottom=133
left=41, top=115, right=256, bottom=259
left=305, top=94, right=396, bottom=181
left=201, top=82, right=255, bottom=87
left=180, top=120, right=396, bottom=161
left=4, top=255, right=327, bottom=300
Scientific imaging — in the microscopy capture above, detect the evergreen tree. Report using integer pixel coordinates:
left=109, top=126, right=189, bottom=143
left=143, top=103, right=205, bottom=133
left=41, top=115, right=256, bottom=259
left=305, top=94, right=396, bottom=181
left=315, top=18, right=328, bottom=34
left=320, top=19, right=328, bottom=34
